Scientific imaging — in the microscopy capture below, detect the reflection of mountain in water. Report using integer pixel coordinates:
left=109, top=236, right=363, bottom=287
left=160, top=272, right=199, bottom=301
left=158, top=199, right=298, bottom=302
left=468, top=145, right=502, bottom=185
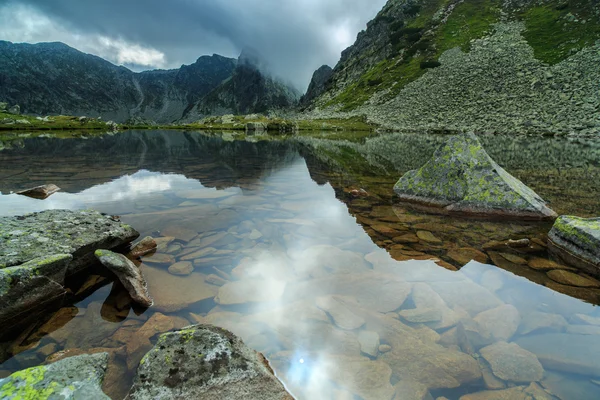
left=0, top=130, right=300, bottom=193
left=297, top=132, right=600, bottom=217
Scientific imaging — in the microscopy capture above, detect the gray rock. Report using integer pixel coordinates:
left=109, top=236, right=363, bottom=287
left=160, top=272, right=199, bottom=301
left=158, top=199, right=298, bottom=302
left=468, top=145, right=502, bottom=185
left=7, top=105, right=20, bottom=115
left=394, top=380, right=434, bottom=400
left=15, top=119, right=30, bottom=125
left=0, top=209, right=139, bottom=275
left=473, top=304, right=520, bottom=343
left=16, top=184, right=61, bottom=200
left=94, top=249, right=152, bottom=307
left=0, top=254, right=71, bottom=333
left=480, top=341, right=544, bottom=383
left=0, top=102, right=6, bottom=111
left=0, top=353, right=110, bottom=399
left=316, top=295, right=365, bottom=330
left=518, top=311, right=567, bottom=335
left=357, top=330, right=380, bottom=357
left=394, top=133, right=556, bottom=220
left=548, top=216, right=600, bottom=276
left=129, top=324, right=292, bottom=400
left=516, top=333, right=600, bottom=377
left=246, top=122, right=267, bottom=132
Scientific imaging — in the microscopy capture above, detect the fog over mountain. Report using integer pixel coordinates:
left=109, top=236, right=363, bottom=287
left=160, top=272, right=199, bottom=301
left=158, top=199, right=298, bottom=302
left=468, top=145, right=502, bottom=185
left=0, top=0, right=387, bottom=90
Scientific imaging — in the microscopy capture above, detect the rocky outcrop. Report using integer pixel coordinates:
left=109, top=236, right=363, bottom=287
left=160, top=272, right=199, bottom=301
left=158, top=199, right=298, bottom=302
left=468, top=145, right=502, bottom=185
left=0, top=254, right=72, bottom=333
left=129, top=324, right=292, bottom=400
left=299, top=65, right=333, bottom=107
left=0, top=353, right=110, bottom=399
left=183, top=49, right=300, bottom=121
left=0, top=209, right=139, bottom=338
left=94, top=249, right=153, bottom=307
left=393, top=133, right=557, bottom=220
left=0, top=209, right=139, bottom=274
left=0, top=41, right=236, bottom=123
left=548, top=216, right=600, bottom=276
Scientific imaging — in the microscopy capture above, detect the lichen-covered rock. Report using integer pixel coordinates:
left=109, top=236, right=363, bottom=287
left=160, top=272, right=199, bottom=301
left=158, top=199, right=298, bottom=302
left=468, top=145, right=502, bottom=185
left=94, top=249, right=153, bottom=307
left=394, top=133, right=557, bottom=220
left=0, top=209, right=139, bottom=274
left=129, top=324, right=292, bottom=400
left=0, top=254, right=72, bottom=335
left=0, top=353, right=110, bottom=399
left=548, top=216, right=600, bottom=276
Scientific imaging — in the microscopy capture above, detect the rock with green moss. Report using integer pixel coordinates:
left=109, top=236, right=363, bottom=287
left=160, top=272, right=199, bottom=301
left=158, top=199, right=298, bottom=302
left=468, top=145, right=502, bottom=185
left=548, top=216, right=600, bottom=276
left=393, top=133, right=557, bottom=220
left=94, top=249, right=153, bottom=307
left=0, top=209, right=139, bottom=275
left=0, top=352, right=110, bottom=399
left=129, top=324, right=292, bottom=400
left=0, top=254, right=72, bottom=336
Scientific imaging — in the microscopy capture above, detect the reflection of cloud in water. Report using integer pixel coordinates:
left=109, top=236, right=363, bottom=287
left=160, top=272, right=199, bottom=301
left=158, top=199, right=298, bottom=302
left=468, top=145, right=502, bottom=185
left=0, top=170, right=200, bottom=216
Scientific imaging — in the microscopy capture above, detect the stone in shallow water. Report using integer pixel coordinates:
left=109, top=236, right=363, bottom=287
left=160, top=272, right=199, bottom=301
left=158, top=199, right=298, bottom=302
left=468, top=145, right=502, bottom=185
left=316, top=295, right=366, bottom=330
left=358, top=330, right=380, bottom=357
left=546, top=269, right=600, bottom=288
left=216, top=279, right=286, bottom=305
left=518, top=311, right=567, bottom=335
left=128, top=236, right=157, bottom=258
left=548, top=216, right=600, bottom=275
left=428, top=280, right=503, bottom=316
left=393, top=133, right=556, bottom=220
left=0, top=209, right=139, bottom=274
left=16, top=183, right=61, bottom=199
left=416, top=230, right=442, bottom=244
left=447, top=248, right=489, bottom=265
left=479, top=341, right=544, bottom=383
left=143, top=265, right=217, bottom=312
left=167, top=261, right=194, bottom=276
left=516, top=333, right=600, bottom=377
left=129, top=325, right=292, bottom=400
left=393, top=379, right=434, bottom=400
left=473, top=304, right=520, bottom=343
left=0, top=353, right=110, bottom=399
left=459, top=383, right=553, bottom=400
left=94, top=250, right=152, bottom=307
left=527, top=257, right=575, bottom=271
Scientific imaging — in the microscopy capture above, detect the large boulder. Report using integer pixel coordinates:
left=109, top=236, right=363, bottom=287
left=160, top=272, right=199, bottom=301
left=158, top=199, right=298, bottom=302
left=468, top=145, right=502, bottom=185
left=0, top=209, right=139, bottom=275
left=0, top=353, right=110, bottom=399
left=7, top=105, right=20, bottom=115
left=129, top=324, right=293, bottom=400
left=393, top=133, right=556, bottom=220
left=548, top=216, right=600, bottom=276
left=0, top=254, right=72, bottom=334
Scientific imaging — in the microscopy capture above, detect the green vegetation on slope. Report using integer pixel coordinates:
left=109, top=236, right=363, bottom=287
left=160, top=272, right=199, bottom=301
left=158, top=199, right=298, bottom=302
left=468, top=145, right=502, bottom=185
left=324, top=0, right=599, bottom=111
left=521, top=0, right=600, bottom=64
left=0, top=113, right=109, bottom=131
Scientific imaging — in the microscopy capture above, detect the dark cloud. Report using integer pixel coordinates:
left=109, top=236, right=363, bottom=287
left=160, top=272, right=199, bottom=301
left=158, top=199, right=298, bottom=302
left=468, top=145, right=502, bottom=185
left=2, top=0, right=387, bottom=89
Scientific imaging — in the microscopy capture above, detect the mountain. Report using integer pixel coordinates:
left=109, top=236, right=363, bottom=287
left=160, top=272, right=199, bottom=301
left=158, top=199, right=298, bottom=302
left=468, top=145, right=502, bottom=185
left=299, top=65, right=333, bottom=108
left=182, top=49, right=300, bottom=121
left=304, top=0, right=600, bottom=135
left=0, top=41, right=296, bottom=123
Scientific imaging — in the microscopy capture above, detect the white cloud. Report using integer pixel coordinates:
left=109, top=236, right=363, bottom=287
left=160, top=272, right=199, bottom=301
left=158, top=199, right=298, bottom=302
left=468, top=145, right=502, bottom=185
left=0, top=3, right=167, bottom=69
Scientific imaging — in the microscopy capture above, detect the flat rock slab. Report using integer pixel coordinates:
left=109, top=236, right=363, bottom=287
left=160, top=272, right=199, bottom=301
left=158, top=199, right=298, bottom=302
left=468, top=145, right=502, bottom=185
left=0, top=353, right=110, bottom=399
left=0, top=209, right=139, bottom=274
left=516, top=333, right=600, bottom=377
left=129, top=324, right=292, bottom=400
left=394, top=133, right=556, bottom=220
left=548, top=216, right=600, bottom=276
left=480, top=341, right=544, bottom=383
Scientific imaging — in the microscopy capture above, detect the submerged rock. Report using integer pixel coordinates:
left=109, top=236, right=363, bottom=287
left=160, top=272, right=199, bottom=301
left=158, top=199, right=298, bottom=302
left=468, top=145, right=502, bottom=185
left=479, top=341, right=544, bottom=383
left=94, top=250, right=153, bottom=307
left=393, top=133, right=556, bottom=220
left=129, top=324, right=292, bottom=400
left=548, top=216, right=600, bottom=277
left=128, top=236, right=157, bottom=258
left=16, top=184, right=61, bottom=199
left=0, top=209, right=139, bottom=274
left=0, top=353, right=110, bottom=399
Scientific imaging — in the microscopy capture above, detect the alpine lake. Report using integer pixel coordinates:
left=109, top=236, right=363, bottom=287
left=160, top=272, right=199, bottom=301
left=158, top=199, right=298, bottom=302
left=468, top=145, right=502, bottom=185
left=1, top=129, right=600, bottom=400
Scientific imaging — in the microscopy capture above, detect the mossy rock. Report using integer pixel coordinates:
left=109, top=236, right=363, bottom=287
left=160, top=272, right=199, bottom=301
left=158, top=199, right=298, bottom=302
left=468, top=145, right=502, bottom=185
left=548, top=216, right=600, bottom=276
left=393, top=133, right=557, bottom=220
left=130, top=324, right=292, bottom=400
left=0, top=353, right=109, bottom=399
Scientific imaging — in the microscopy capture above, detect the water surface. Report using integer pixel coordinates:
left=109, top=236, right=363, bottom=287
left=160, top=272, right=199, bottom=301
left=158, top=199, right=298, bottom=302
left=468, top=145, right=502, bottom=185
left=1, top=130, right=600, bottom=400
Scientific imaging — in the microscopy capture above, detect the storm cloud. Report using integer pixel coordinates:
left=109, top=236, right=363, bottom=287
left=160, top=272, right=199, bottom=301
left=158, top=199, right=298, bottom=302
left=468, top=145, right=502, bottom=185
left=0, top=0, right=387, bottom=90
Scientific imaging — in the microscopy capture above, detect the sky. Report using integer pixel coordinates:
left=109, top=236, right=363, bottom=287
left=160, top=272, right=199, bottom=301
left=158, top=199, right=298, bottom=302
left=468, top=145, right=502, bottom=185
left=0, top=0, right=387, bottom=90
